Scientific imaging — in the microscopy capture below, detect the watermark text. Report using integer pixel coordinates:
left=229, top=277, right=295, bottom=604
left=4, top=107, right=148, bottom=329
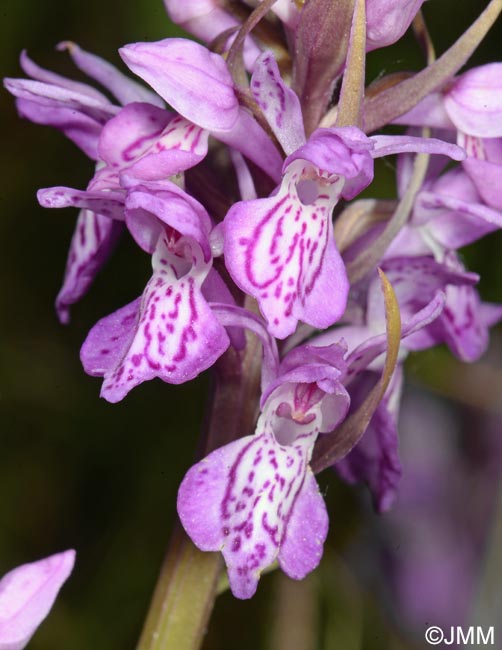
left=425, top=626, right=494, bottom=646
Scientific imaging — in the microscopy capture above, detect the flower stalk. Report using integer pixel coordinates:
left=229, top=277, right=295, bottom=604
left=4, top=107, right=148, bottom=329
left=137, top=305, right=265, bottom=649
left=136, top=525, right=222, bottom=650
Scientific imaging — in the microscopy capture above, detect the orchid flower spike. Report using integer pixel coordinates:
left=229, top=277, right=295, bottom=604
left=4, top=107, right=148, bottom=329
left=178, top=343, right=350, bottom=598
left=224, top=52, right=465, bottom=339
left=80, top=180, right=234, bottom=402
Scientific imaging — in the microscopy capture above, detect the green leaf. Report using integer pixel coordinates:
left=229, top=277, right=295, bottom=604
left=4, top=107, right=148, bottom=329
left=311, top=269, right=402, bottom=474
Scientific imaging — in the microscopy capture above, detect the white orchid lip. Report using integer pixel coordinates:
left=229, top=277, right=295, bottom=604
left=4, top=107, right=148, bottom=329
left=81, top=232, right=230, bottom=403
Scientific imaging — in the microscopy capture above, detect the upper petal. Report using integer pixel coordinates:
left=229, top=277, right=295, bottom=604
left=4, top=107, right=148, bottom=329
left=3, top=78, right=118, bottom=124
left=445, top=63, right=502, bottom=138
left=371, top=255, right=478, bottom=328
left=250, top=51, right=305, bottom=155
left=212, top=107, right=283, bottom=183
left=163, top=1, right=261, bottom=70
left=461, top=137, right=502, bottom=211
left=37, top=186, right=125, bottom=221
left=97, top=102, right=171, bottom=167
left=437, top=284, right=502, bottom=362
left=285, top=127, right=374, bottom=200
left=392, top=93, right=454, bottom=130
left=366, top=0, right=424, bottom=50
left=119, top=38, right=239, bottom=131
left=98, top=103, right=209, bottom=179
left=124, top=181, right=212, bottom=258
left=19, top=49, right=110, bottom=103
left=58, top=41, right=164, bottom=108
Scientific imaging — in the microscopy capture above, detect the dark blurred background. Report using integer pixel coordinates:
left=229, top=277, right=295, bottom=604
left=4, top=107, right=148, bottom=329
left=0, top=1, right=500, bottom=648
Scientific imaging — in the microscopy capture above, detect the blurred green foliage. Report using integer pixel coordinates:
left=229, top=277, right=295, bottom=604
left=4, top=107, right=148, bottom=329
left=0, top=1, right=500, bottom=649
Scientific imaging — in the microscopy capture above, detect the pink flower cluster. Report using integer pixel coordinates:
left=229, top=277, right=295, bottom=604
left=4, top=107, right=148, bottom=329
left=4, top=0, right=501, bottom=632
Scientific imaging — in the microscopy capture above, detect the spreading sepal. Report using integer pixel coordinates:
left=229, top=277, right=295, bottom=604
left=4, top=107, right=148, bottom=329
left=0, top=550, right=75, bottom=650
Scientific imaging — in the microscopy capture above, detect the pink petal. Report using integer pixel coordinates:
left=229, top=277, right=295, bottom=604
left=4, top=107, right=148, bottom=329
left=285, top=127, right=374, bottom=200
left=371, top=135, right=465, bottom=161
left=230, top=150, right=257, bottom=201
left=270, top=0, right=301, bottom=28
left=369, top=256, right=478, bottom=328
left=162, top=1, right=261, bottom=70
left=250, top=52, right=305, bottom=155
left=200, top=269, right=246, bottom=351
left=98, top=103, right=209, bottom=180
left=16, top=98, right=101, bottom=160
left=416, top=190, right=502, bottom=249
left=445, top=63, right=502, bottom=138
left=80, top=297, right=141, bottom=376
left=37, top=186, right=125, bottom=220
left=57, top=41, right=164, bottom=108
left=392, top=93, right=454, bottom=130
left=312, top=288, right=446, bottom=381
left=19, top=49, right=110, bottom=103
left=462, top=149, right=502, bottom=211
left=438, top=284, right=499, bottom=362
left=277, top=468, right=328, bottom=578
left=129, top=115, right=209, bottom=180
left=3, top=78, right=118, bottom=124
left=97, top=102, right=171, bottom=166
left=262, top=343, right=350, bottom=433
left=0, top=550, right=75, bottom=650
left=210, top=303, right=279, bottom=387
left=119, top=38, right=239, bottom=131
left=56, top=209, right=123, bottom=324
left=366, top=0, right=424, bottom=50
left=124, top=182, right=212, bottom=258
left=335, top=368, right=403, bottom=513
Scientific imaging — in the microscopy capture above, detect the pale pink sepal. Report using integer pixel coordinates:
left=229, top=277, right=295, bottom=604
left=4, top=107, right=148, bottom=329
left=57, top=41, right=164, bottom=108
left=37, top=186, right=125, bottom=220
left=19, top=49, right=109, bottom=103
left=56, top=209, right=123, bottom=324
left=445, top=63, right=502, bottom=138
left=0, top=550, right=75, bottom=650
left=366, top=0, right=424, bottom=51
left=250, top=52, right=305, bottom=156
left=460, top=135, right=502, bottom=211
left=119, top=38, right=239, bottom=131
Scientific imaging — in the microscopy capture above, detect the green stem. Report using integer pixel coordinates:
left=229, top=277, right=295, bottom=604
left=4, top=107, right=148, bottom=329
left=136, top=527, right=222, bottom=650
left=335, top=0, right=366, bottom=128
left=136, top=306, right=264, bottom=650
